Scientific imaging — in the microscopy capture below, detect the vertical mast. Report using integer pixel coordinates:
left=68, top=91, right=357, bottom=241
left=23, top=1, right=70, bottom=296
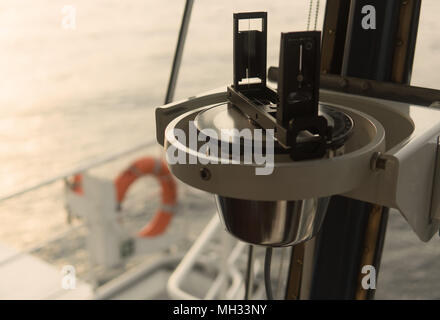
left=286, top=0, right=422, bottom=300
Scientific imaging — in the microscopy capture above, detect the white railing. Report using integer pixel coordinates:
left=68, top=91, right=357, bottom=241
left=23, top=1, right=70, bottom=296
left=167, top=214, right=262, bottom=300
left=0, top=139, right=157, bottom=203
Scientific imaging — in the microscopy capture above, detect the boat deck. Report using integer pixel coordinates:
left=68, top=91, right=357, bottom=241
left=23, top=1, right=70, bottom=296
left=0, top=242, right=92, bottom=299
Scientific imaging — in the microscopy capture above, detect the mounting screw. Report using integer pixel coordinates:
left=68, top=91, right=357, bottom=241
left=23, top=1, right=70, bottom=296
left=339, top=78, right=349, bottom=88
left=371, top=152, right=387, bottom=171
left=305, top=41, right=313, bottom=50
left=200, top=167, right=211, bottom=180
left=361, top=81, right=370, bottom=91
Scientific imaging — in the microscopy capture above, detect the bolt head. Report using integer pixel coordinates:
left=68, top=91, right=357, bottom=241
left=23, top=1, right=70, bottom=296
left=200, top=167, right=211, bottom=180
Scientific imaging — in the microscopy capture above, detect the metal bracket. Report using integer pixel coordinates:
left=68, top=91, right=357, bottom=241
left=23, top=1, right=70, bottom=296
left=331, top=90, right=440, bottom=242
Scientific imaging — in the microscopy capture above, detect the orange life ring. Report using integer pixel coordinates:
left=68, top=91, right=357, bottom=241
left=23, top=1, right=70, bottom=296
left=71, top=174, right=84, bottom=195
left=70, top=157, right=177, bottom=238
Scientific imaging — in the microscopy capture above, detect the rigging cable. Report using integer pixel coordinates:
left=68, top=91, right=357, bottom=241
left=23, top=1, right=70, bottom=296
left=264, top=247, right=274, bottom=300
left=244, top=245, right=254, bottom=300
left=306, top=0, right=313, bottom=31
left=275, top=247, right=287, bottom=298
left=314, top=0, right=320, bottom=30
left=306, top=0, right=321, bottom=31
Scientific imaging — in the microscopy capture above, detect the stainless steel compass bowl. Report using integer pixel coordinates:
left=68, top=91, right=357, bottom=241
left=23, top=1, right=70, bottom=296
left=215, top=196, right=330, bottom=247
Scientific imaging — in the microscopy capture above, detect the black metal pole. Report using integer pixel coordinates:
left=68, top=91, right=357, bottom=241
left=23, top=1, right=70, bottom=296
left=164, top=0, right=194, bottom=104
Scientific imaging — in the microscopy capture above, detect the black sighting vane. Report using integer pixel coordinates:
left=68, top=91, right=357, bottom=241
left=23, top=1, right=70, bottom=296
left=228, top=12, right=331, bottom=161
